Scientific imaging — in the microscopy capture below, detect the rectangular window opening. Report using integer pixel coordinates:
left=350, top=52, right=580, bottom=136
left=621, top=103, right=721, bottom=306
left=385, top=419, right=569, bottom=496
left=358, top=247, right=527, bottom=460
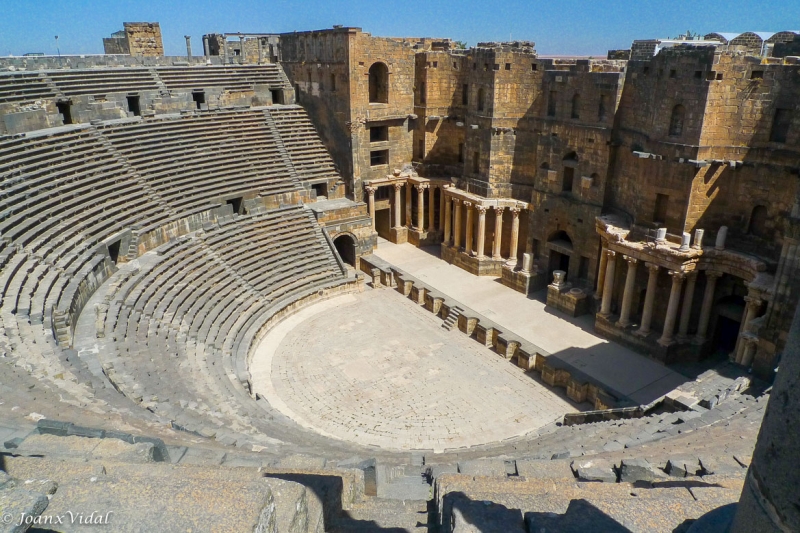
left=462, top=84, right=469, bottom=106
left=370, top=149, right=389, bottom=166
left=458, top=142, right=465, bottom=163
left=270, top=89, right=283, bottom=105
left=370, top=125, right=389, bottom=142
left=505, top=63, right=511, bottom=70
left=751, top=70, right=764, bottom=80
left=472, top=151, right=480, bottom=174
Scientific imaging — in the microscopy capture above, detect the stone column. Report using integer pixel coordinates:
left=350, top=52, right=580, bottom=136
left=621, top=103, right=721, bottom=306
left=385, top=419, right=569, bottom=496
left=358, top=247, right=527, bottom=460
left=492, top=206, right=505, bottom=261
left=239, top=35, right=246, bottom=64
left=185, top=36, right=192, bottom=59
left=739, top=334, right=759, bottom=368
left=223, top=36, right=229, bottom=64
left=464, top=202, right=474, bottom=256
left=658, top=271, right=686, bottom=347
left=694, top=270, right=722, bottom=344
left=258, top=38, right=264, bottom=64
left=444, top=195, right=453, bottom=243
left=599, top=250, right=617, bottom=316
left=428, top=185, right=436, bottom=232
left=365, top=186, right=376, bottom=232
left=617, top=256, right=639, bottom=328
left=393, top=183, right=403, bottom=229
left=453, top=199, right=462, bottom=249
left=405, top=182, right=413, bottom=227
left=476, top=206, right=487, bottom=259
left=730, top=300, right=800, bottom=533
left=636, top=263, right=660, bottom=336
left=506, top=207, right=520, bottom=266
left=596, top=243, right=609, bottom=297
left=416, top=184, right=427, bottom=230
left=202, top=35, right=210, bottom=57
left=677, top=271, right=698, bottom=342
left=735, top=296, right=763, bottom=363
left=439, top=185, right=447, bottom=232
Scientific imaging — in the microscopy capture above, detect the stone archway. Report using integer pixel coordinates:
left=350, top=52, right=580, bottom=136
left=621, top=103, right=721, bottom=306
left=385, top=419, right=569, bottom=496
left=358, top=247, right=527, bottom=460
left=333, top=233, right=357, bottom=267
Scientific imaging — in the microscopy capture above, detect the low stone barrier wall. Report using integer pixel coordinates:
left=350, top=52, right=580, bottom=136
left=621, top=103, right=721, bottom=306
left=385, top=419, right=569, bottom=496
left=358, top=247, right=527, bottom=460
left=383, top=266, right=631, bottom=410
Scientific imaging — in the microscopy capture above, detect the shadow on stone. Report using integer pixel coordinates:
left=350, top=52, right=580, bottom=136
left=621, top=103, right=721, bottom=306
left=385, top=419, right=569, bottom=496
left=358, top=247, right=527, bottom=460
left=525, top=498, right=633, bottom=533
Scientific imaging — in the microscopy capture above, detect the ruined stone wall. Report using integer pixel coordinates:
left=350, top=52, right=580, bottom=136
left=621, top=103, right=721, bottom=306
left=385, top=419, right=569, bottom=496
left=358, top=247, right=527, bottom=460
left=521, top=60, right=624, bottom=287
left=279, top=29, right=354, bottom=192
left=103, top=37, right=128, bottom=55
left=413, top=51, right=467, bottom=176
left=123, top=22, right=163, bottom=57
left=348, top=31, right=417, bottom=201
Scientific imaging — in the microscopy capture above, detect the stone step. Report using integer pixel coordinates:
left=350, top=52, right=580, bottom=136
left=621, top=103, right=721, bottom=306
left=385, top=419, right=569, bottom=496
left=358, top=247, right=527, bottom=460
left=331, top=498, right=430, bottom=532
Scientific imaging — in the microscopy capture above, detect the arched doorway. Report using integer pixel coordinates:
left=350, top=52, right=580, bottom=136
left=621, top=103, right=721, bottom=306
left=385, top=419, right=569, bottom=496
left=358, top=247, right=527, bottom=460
left=333, top=234, right=357, bottom=267
left=547, top=230, right=573, bottom=281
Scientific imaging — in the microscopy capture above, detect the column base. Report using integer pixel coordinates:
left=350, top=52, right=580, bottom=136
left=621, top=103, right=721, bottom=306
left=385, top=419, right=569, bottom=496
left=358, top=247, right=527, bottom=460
left=692, top=335, right=706, bottom=346
left=408, top=228, right=439, bottom=247
left=440, top=243, right=505, bottom=276
left=616, top=319, right=633, bottom=329
left=547, top=284, right=590, bottom=317
left=633, top=329, right=651, bottom=338
left=657, top=337, right=675, bottom=348
left=388, top=226, right=408, bottom=244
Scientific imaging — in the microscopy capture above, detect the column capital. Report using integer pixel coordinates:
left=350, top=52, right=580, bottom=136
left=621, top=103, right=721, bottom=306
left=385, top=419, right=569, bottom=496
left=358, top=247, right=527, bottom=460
left=741, top=332, right=760, bottom=346
left=364, top=186, right=377, bottom=195
left=453, top=198, right=462, bottom=206
left=476, top=205, right=488, bottom=215
left=645, top=262, right=661, bottom=272
left=623, top=255, right=638, bottom=264
left=604, top=249, right=617, bottom=259
left=415, top=183, right=429, bottom=191
left=744, top=295, right=763, bottom=309
left=669, top=270, right=687, bottom=280
left=510, top=206, right=521, bottom=216
left=463, top=201, right=473, bottom=208
left=705, top=270, right=724, bottom=279
left=393, top=182, right=404, bottom=191
left=494, top=205, right=505, bottom=214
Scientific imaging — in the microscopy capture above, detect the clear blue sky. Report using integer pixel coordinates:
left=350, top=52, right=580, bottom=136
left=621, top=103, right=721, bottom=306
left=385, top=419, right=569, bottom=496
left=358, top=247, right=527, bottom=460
left=1, top=0, right=796, bottom=57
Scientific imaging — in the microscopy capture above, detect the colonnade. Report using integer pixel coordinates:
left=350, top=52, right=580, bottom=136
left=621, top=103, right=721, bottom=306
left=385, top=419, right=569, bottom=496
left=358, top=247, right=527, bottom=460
left=597, top=247, right=762, bottom=365
left=442, top=196, right=521, bottom=264
left=364, top=181, right=447, bottom=234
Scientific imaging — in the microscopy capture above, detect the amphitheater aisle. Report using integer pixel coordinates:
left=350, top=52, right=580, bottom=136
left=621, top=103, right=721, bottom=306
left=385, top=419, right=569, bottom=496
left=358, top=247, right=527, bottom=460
left=371, top=239, right=687, bottom=405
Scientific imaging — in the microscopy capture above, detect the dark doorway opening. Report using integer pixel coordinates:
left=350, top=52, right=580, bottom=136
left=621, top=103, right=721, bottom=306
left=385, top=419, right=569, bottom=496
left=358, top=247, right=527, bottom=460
left=107, top=239, right=121, bottom=264
left=714, top=316, right=741, bottom=354
left=375, top=209, right=391, bottom=240
left=270, top=89, right=283, bottom=105
left=549, top=251, right=571, bottom=281
left=547, top=230, right=573, bottom=281
left=333, top=235, right=356, bottom=267
left=226, top=197, right=243, bottom=215
left=312, top=183, right=327, bottom=199
left=56, top=101, right=73, bottom=125
left=126, top=95, right=141, bottom=116
left=192, top=91, right=206, bottom=110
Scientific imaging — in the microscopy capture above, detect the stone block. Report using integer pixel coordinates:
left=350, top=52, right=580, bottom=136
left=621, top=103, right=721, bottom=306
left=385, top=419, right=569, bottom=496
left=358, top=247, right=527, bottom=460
left=572, top=459, right=618, bottom=482
left=618, top=458, right=659, bottom=483
left=665, top=456, right=701, bottom=477
left=457, top=459, right=507, bottom=477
